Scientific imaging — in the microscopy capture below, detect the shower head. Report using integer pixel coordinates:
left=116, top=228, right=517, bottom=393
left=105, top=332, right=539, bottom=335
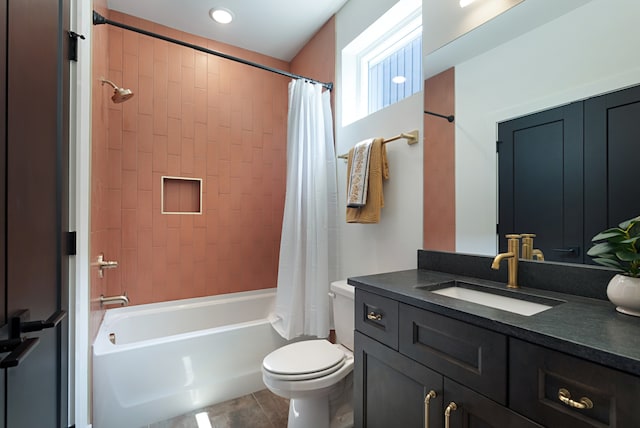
left=101, top=78, right=134, bottom=103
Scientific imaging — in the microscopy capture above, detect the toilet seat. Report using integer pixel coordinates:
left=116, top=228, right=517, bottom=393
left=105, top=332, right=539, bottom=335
left=262, top=340, right=346, bottom=381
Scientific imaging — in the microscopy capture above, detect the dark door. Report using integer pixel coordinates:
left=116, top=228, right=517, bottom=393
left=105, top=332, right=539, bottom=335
left=498, top=102, right=584, bottom=263
left=354, top=331, right=444, bottom=428
left=0, top=0, right=6, bottom=422
left=0, top=0, right=70, bottom=427
left=584, top=84, right=640, bottom=247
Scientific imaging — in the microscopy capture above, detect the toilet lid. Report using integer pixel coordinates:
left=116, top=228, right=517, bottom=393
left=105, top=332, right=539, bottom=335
left=263, top=340, right=345, bottom=377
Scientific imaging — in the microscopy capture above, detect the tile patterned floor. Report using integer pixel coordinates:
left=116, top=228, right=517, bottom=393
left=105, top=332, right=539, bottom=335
left=147, top=389, right=289, bottom=428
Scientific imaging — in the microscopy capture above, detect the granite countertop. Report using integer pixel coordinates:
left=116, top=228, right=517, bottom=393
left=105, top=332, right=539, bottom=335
left=348, top=268, right=640, bottom=377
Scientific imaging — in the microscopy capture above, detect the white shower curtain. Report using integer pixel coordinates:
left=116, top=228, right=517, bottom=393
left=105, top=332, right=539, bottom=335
left=270, top=80, right=338, bottom=340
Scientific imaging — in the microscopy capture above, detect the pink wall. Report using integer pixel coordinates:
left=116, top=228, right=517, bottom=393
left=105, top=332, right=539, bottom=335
left=91, top=11, right=293, bottom=311
left=290, top=17, right=336, bottom=113
left=423, top=68, right=456, bottom=250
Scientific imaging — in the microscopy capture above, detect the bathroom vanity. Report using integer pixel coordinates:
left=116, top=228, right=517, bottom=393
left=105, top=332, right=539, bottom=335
left=350, top=251, right=640, bottom=428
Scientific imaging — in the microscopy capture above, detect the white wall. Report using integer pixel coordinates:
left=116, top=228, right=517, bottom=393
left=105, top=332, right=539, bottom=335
left=335, top=0, right=424, bottom=279
left=455, top=0, right=640, bottom=256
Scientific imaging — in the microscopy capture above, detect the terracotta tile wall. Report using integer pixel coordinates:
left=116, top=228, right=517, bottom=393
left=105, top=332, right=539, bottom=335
left=423, top=68, right=456, bottom=250
left=93, top=11, right=290, bottom=306
left=290, top=17, right=336, bottom=114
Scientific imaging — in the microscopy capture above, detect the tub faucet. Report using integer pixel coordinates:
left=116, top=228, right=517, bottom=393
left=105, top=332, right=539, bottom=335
left=491, top=234, right=521, bottom=288
left=100, top=293, right=129, bottom=307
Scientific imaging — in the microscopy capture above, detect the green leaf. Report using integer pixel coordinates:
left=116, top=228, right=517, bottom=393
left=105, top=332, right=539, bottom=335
left=615, top=251, right=640, bottom=262
left=587, top=242, right=617, bottom=256
left=592, top=258, right=623, bottom=270
left=618, top=216, right=640, bottom=230
left=592, top=228, right=625, bottom=241
left=620, top=237, right=639, bottom=244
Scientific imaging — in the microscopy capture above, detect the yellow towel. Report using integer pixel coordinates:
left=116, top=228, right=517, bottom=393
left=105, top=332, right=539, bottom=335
left=346, top=138, right=389, bottom=223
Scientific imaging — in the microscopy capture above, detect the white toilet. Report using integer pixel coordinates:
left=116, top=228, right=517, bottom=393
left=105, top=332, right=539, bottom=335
left=262, top=280, right=355, bottom=428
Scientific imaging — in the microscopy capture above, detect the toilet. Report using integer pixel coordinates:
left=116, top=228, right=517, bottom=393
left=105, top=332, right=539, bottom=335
left=262, top=280, right=355, bottom=428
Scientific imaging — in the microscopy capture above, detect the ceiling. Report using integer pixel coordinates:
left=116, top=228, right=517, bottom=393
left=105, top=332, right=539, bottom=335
left=423, top=0, right=593, bottom=79
left=106, top=0, right=350, bottom=62
left=106, top=0, right=594, bottom=77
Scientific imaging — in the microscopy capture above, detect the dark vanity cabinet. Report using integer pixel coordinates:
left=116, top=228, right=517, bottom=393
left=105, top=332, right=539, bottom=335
left=354, top=288, right=640, bottom=428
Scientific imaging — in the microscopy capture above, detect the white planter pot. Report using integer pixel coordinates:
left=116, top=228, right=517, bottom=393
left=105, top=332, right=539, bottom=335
left=607, top=274, right=640, bottom=317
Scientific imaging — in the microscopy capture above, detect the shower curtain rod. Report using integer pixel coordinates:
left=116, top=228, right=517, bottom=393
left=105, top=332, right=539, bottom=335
left=92, top=11, right=334, bottom=91
left=424, top=110, right=455, bottom=122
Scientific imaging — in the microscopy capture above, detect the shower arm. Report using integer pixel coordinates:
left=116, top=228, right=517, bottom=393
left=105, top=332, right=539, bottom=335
left=100, top=79, right=118, bottom=90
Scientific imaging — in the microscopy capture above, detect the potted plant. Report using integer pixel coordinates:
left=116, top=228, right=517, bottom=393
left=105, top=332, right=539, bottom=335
left=587, top=215, right=640, bottom=316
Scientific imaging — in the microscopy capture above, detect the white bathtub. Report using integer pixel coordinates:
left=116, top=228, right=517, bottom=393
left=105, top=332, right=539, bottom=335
left=92, top=288, right=288, bottom=428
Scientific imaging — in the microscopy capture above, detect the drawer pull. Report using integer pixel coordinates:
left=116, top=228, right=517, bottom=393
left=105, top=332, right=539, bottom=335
left=558, top=388, right=593, bottom=410
left=444, top=401, right=457, bottom=428
left=424, top=390, right=437, bottom=428
left=367, top=312, right=383, bottom=321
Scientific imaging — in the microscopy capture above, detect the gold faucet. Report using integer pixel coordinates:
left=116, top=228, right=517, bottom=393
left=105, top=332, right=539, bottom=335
left=491, top=234, right=521, bottom=288
left=521, top=233, right=545, bottom=261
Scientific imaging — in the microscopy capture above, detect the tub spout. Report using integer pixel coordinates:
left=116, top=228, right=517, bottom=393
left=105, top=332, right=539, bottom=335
left=100, top=293, right=129, bottom=307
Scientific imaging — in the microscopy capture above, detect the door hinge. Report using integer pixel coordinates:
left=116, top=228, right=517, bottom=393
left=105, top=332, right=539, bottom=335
left=68, top=31, right=86, bottom=62
left=496, top=140, right=502, bottom=153
left=67, top=231, right=77, bottom=255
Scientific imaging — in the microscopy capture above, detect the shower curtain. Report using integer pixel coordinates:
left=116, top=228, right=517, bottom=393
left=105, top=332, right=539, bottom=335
left=270, top=80, right=338, bottom=340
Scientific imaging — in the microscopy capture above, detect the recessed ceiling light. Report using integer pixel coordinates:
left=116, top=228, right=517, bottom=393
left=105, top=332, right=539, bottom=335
left=392, top=75, right=407, bottom=84
left=459, top=0, right=477, bottom=7
left=209, top=8, right=233, bottom=24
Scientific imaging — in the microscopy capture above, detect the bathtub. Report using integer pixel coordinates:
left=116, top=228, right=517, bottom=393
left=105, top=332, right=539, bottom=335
left=92, top=288, right=288, bottom=428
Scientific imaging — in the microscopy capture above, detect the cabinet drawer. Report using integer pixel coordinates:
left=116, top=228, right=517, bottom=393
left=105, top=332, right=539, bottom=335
left=399, top=303, right=507, bottom=404
left=510, top=338, right=640, bottom=428
left=355, top=290, right=399, bottom=349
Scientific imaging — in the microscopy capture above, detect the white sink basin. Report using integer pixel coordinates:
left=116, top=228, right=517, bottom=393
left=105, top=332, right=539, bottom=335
left=431, top=283, right=557, bottom=316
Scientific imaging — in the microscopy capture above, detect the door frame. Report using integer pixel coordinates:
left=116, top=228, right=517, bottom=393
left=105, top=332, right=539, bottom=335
left=70, top=0, right=91, bottom=426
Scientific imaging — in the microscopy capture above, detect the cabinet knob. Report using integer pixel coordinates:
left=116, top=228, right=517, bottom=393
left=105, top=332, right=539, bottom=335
left=424, top=390, right=437, bottom=428
left=367, top=311, right=382, bottom=321
left=558, top=388, right=593, bottom=410
left=444, top=401, right=457, bottom=428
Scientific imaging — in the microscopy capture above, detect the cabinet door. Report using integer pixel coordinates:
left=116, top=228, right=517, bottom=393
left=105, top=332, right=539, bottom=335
left=443, top=379, right=543, bottom=428
left=355, top=331, right=443, bottom=428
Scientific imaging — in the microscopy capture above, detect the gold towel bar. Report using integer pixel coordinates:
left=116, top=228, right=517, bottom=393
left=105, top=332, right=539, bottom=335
left=337, top=129, right=419, bottom=160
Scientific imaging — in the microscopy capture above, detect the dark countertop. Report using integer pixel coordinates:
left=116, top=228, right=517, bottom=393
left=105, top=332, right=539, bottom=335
left=348, top=268, right=640, bottom=377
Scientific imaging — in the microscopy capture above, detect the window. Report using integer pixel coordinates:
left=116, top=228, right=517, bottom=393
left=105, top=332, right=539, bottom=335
left=342, top=0, right=422, bottom=125
left=367, top=29, right=422, bottom=114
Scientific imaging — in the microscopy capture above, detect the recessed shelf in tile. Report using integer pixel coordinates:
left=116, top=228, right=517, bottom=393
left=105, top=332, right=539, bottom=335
left=161, top=176, right=202, bottom=215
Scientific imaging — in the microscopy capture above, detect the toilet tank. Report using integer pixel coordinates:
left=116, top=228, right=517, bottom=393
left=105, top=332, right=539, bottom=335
left=330, top=280, right=355, bottom=350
